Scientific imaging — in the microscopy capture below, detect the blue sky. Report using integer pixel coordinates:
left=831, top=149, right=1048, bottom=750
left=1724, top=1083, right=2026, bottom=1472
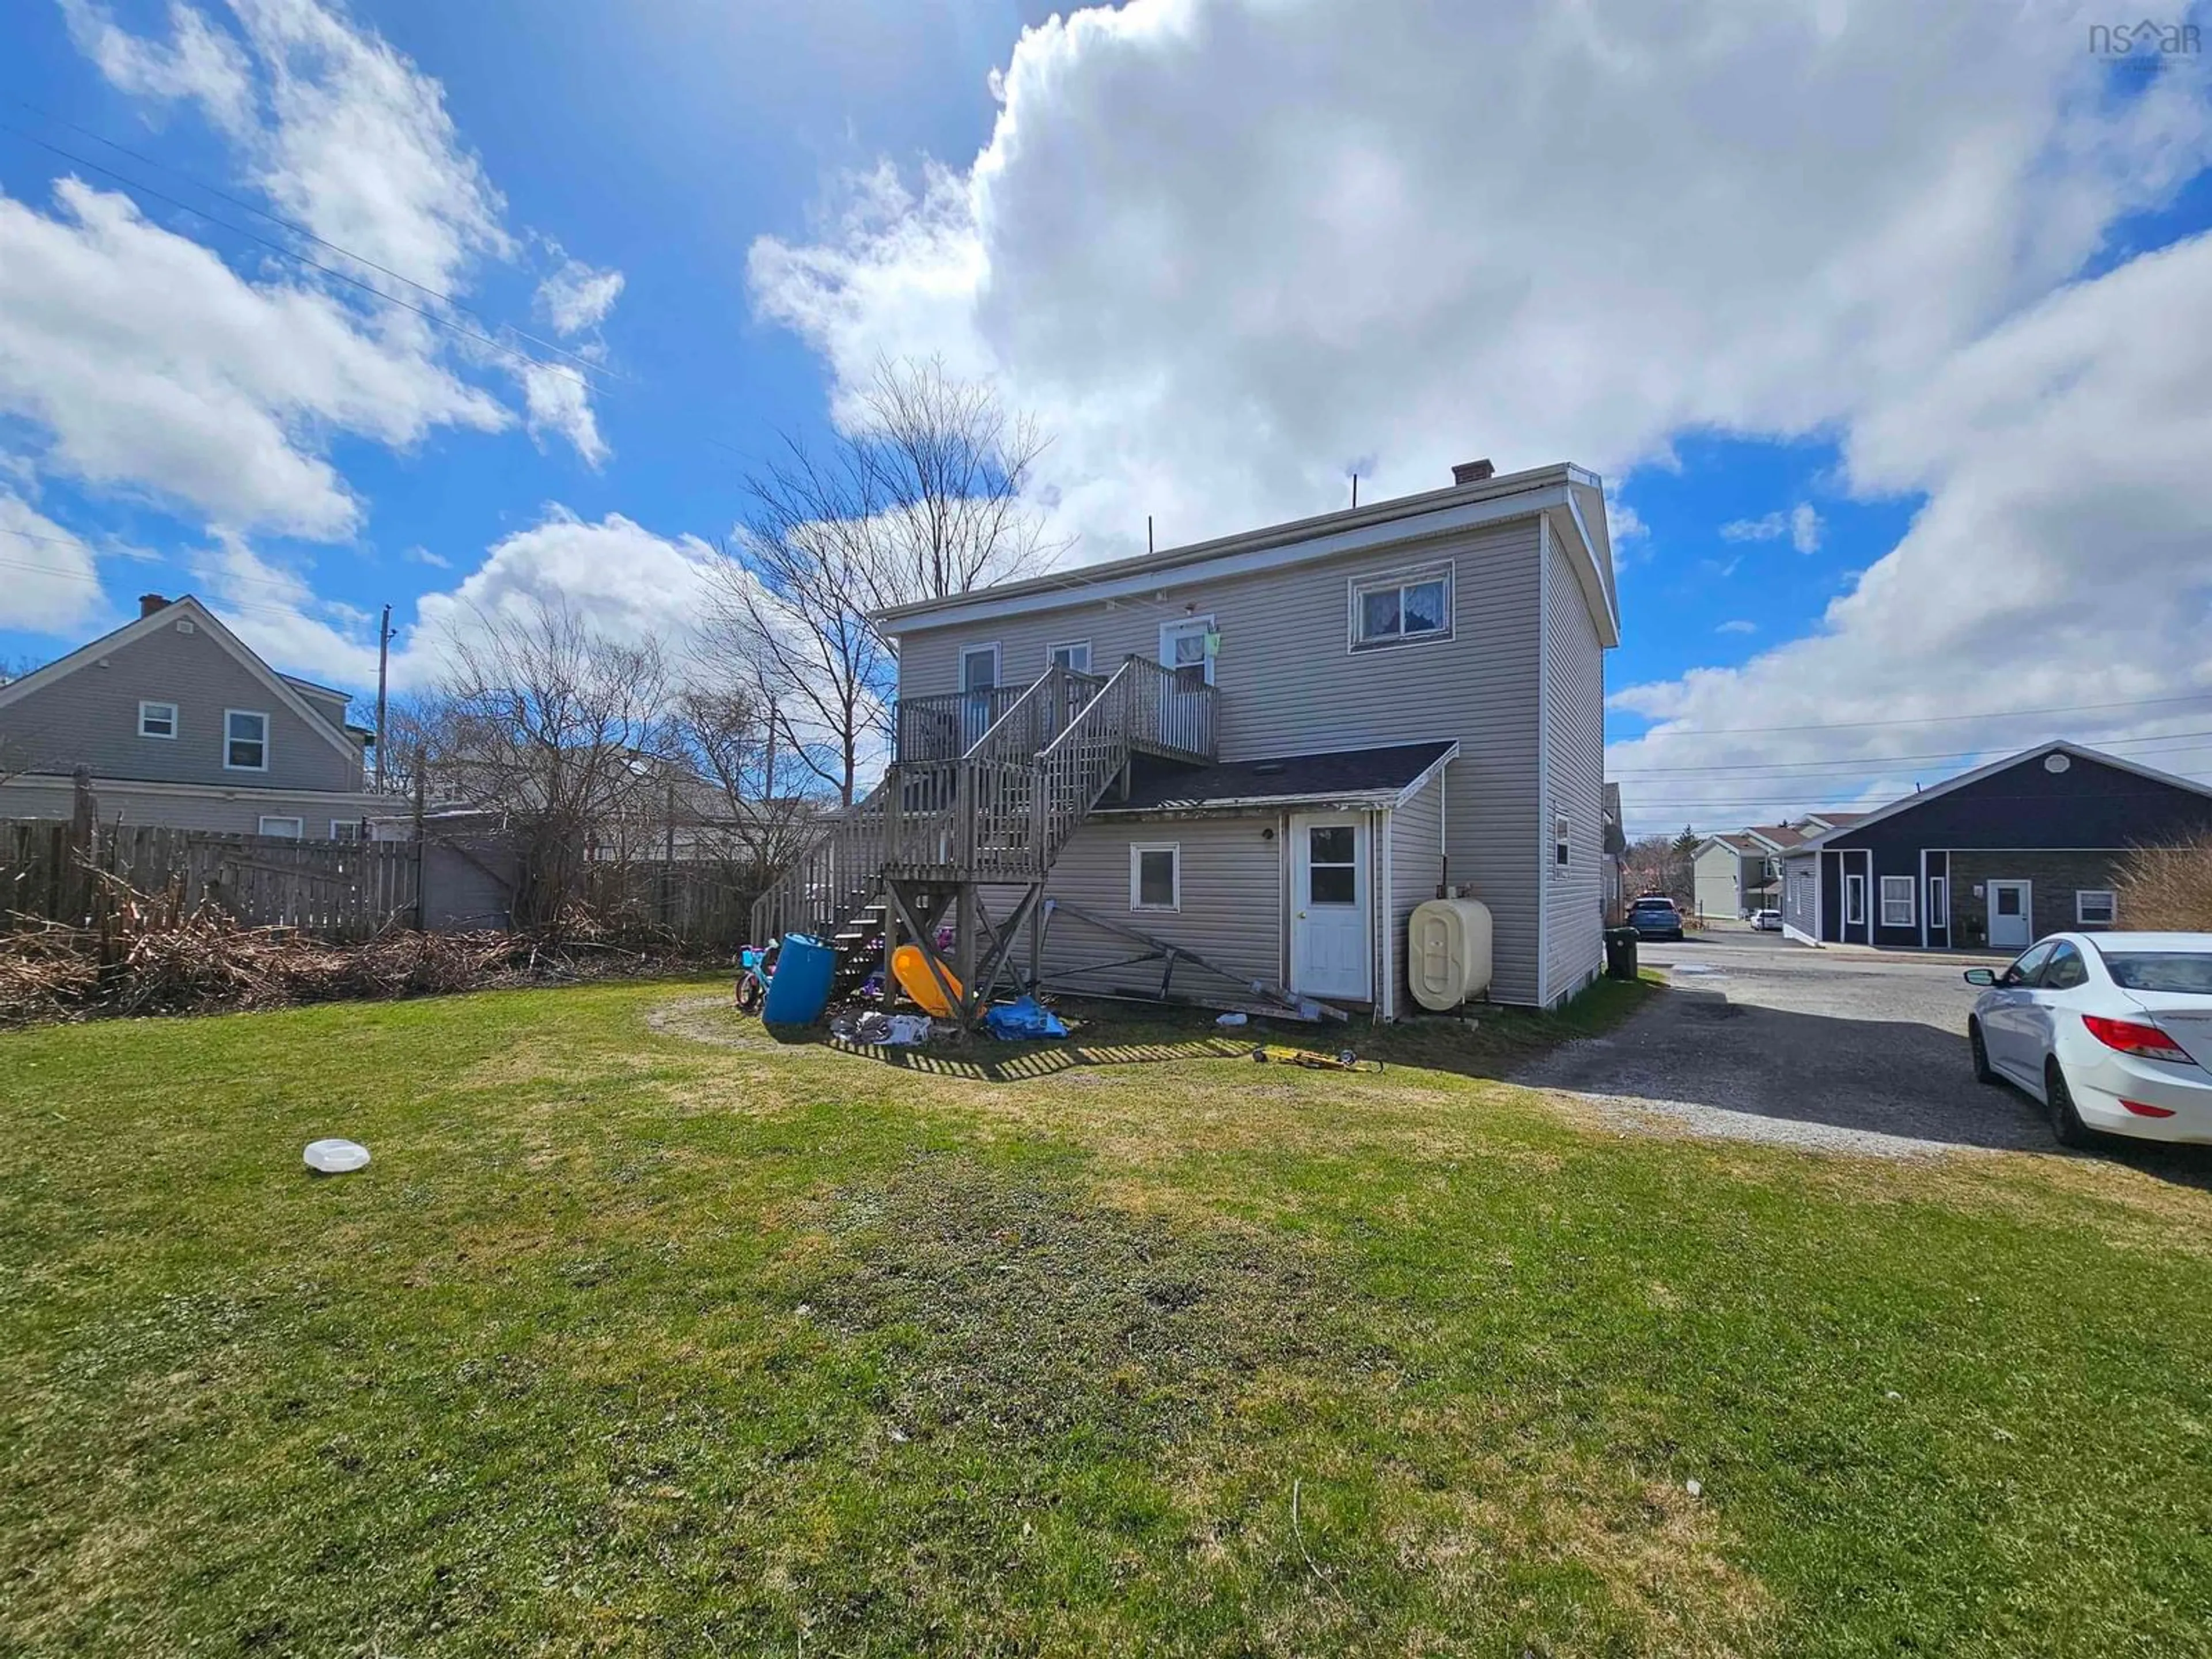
left=3, top=1, right=2210, bottom=836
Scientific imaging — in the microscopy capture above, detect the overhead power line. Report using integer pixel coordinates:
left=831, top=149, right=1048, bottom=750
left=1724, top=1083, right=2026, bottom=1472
left=1616, top=690, right=2212, bottom=739
left=0, top=120, right=610, bottom=397
left=6, top=97, right=615, bottom=383
left=0, top=551, right=362, bottom=630
left=1611, top=725, right=2212, bottom=777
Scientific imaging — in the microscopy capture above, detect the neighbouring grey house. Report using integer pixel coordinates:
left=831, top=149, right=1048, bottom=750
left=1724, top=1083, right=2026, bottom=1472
left=0, top=594, right=389, bottom=838
left=1779, top=741, right=2212, bottom=951
left=1691, top=823, right=1802, bottom=918
left=757, top=458, right=1619, bottom=1014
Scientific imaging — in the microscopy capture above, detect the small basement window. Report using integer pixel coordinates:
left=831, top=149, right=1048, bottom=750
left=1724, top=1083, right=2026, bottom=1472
left=1880, top=875, right=1914, bottom=928
left=2077, top=889, right=2117, bottom=927
left=1350, top=563, right=1453, bottom=650
left=225, top=709, right=270, bottom=771
left=1130, top=843, right=1180, bottom=911
left=138, top=700, right=177, bottom=739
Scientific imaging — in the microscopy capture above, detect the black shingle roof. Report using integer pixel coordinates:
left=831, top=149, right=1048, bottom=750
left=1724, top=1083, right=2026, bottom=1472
left=1093, top=741, right=1456, bottom=815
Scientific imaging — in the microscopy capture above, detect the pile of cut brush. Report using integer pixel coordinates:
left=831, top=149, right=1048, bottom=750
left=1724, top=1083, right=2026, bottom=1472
left=1, top=873, right=721, bottom=1028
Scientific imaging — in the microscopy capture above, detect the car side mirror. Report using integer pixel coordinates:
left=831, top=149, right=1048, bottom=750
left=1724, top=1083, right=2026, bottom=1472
left=1962, top=968, right=1996, bottom=987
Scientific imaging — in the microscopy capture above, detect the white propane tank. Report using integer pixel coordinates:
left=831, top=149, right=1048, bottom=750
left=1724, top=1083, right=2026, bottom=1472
left=1407, top=898, right=1493, bottom=1011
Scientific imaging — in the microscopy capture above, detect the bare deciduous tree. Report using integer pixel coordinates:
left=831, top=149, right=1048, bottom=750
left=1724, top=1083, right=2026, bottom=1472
left=667, top=681, right=821, bottom=886
left=415, top=597, right=676, bottom=930
left=708, top=356, right=1066, bottom=804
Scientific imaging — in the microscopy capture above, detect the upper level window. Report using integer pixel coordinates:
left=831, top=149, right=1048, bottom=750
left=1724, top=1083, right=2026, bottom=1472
left=1050, top=641, right=1092, bottom=674
left=225, top=710, right=270, bottom=771
left=138, top=700, right=177, bottom=740
left=1350, top=563, right=1453, bottom=651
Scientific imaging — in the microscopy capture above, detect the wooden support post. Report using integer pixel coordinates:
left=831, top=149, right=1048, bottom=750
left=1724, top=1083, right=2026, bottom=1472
left=880, top=883, right=899, bottom=1011
left=1027, top=880, right=1044, bottom=992
left=410, top=744, right=427, bottom=932
left=953, top=882, right=979, bottom=1035
left=67, top=767, right=97, bottom=929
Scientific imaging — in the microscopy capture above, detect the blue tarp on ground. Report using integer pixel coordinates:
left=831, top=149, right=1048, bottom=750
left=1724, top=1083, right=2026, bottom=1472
left=984, top=996, right=1068, bottom=1040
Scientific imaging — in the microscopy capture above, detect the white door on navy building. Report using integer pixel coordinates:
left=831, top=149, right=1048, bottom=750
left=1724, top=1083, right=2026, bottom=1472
left=1290, top=814, right=1370, bottom=1000
left=1988, top=880, right=2032, bottom=950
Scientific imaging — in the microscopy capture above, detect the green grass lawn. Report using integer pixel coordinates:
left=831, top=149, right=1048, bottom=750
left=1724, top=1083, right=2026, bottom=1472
left=4, top=977, right=2210, bottom=1656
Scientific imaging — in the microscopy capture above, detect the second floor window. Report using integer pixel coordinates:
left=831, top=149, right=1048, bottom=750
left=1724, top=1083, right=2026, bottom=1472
left=1350, top=563, right=1453, bottom=650
left=226, top=710, right=270, bottom=771
left=138, top=700, right=177, bottom=739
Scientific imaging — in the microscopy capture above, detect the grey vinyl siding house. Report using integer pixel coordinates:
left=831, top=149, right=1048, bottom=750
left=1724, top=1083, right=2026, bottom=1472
left=0, top=594, right=385, bottom=838
left=873, top=460, right=1620, bottom=1011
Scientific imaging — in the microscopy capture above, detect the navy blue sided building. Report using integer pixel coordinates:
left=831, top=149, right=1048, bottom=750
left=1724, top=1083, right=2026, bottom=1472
left=1778, top=741, right=2212, bottom=952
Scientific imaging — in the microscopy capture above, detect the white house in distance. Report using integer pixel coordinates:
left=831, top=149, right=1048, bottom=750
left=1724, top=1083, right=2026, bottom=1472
left=1692, top=813, right=1865, bottom=919
left=0, top=595, right=389, bottom=838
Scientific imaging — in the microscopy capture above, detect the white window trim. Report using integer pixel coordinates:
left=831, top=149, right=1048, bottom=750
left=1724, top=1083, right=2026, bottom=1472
left=1879, top=874, right=1914, bottom=929
left=224, top=708, right=271, bottom=772
left=1347, top=559, right=1455, bottom=653
left=1844, top=872, right=1866, bottom=927
left=1158, top=616, right=1216, bottom=687
left=2076, top=888, right=2118, bottom=926
left=329, top=819, right=362, bottom=842
left=256, top=815, right=304, bottom=839
left=137, top=699, right=179, bottom=740
left=1929, top=876, right=1949, bottom=930
left=959, top=642, right=1001, bottom=692
left=1048, top=639, right=1092, bottom=674
left=1552, top=810, right=1569, bottom=876
left=1130, top=842, right=1181, bottom=912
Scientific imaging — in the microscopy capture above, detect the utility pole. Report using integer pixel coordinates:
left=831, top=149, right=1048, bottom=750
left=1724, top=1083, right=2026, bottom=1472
left=374, top=603, right=393, bottom=789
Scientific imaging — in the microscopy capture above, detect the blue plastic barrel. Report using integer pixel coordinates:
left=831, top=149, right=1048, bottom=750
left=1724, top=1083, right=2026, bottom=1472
left=760, top=933, right=838, bottom=1027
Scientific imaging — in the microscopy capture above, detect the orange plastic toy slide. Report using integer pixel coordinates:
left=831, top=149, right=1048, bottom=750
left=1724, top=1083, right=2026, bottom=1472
left=891, top=944, right=963, bottom=1016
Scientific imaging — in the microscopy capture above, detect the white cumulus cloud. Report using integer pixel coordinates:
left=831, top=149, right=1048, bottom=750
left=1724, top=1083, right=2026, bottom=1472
left=0, top=178, right=508, bottom=538
left=535, top=256, right=626, bottom=336
left=0, top=492, right=107, bottom=634
left=743, top=0, right=2212, bottom=832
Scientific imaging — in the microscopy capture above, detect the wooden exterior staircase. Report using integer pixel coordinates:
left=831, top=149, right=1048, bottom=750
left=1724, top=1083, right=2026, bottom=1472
left=749, top=656, right=1215, bottom=1028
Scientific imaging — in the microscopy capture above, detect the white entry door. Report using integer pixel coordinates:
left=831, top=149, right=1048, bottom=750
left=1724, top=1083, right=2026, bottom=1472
left=1987, top=880, right=2033, bottom=950
left=1290, top=813, right=1370, bottom=1000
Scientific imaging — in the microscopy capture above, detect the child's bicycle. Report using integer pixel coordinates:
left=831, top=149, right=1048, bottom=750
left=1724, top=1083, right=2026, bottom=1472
left=733, top=942, right=779, bottom=1014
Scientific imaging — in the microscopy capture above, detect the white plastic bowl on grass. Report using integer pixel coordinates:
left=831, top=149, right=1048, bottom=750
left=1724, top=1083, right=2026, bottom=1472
left=304, top=1138, right=371, bottom=1175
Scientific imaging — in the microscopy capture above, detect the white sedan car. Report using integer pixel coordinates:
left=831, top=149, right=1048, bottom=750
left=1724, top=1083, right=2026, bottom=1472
left=1965, top=931, right=2212, bottom=1146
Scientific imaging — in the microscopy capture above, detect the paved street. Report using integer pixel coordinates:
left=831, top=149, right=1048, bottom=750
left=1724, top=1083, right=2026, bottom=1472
left=1515, top=930, right=2057, bottom=1156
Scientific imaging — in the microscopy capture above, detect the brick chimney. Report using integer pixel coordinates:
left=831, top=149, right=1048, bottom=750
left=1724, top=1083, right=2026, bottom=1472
left=139, top=593, right=171, bottom=618
left=1451, top=459, right=1495, bottom=486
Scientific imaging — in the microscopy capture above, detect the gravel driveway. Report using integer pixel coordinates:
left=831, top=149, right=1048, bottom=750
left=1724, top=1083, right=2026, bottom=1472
left=1513, top=931, right=2057, bottom=1157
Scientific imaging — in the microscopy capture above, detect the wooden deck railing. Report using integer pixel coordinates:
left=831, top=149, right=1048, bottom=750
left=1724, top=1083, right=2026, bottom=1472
left=749, top=656, right=1215, bottom=943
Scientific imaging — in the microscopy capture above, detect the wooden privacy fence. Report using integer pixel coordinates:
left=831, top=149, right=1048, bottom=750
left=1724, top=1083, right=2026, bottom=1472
left=2, top=818, right=762, bottom=949
left=578, top=859, right=760, bottom=948
left=1, top=820, right=418, bottom=943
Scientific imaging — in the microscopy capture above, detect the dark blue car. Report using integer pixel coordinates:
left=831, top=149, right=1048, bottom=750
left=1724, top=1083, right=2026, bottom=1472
left=1627, top=897, right=1684, bottom=941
